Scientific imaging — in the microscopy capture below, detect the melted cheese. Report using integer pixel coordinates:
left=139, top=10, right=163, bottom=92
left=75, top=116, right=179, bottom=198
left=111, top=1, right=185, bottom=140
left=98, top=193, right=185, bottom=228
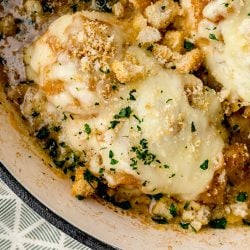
left=199, top=0, right=250, bottom=104
left=24, top=12, right=224, bottom=200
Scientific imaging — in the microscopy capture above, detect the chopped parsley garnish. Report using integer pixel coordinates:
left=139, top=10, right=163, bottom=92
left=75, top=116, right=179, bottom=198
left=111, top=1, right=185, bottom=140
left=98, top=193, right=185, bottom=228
left=150, top=193, right=163, bottom=200
left=129, top=89, right=136, bottom=101
left=137, top=125, right=142, bottom=131
left=147, top=44, right=154, bottom=52
left=166, top=98, right=173, bottom=103
left=70, top=4, right=78, bottom=12
left=209, top=33, right=218, bottom=41
left=169, top=173, right=176, bottom=178
left=236, top=192, right=248, bottom=202
left=223, top=3, right=229, bottom=7
left=184, top=202, right=190, bottom=210
left=116, top=201, right=131, bottom=210
left=84, top=169, right=97, bottom=183
left=152, top=216, right=168, bottom=224
left=53, top=160, right=65, bottom=168
left=95, top=102, right=100, bottom=106
left=76, top=195, right=84, bottom=200
left=46, top=139, right=58, bottom=158
left=169, top=203, right=177, bottom=217
left=109, top=150, right=119, bottom=165
left=114, top=106, right=132, bottom=119
left=110, top=159, right=118, bottom=165
left=164, top=164, right=170, bottom=169
left=36, top=127, right=50, bottom=139
left=200, top=159, right=209, bottom=170
left=133, top=114, right=143, bottom=123
left=42, top=1, right=54, bottom=13
left=53, top=126, right=61, bottom=132
left=242, top=218, right=250, bottom=226
left=109, top=120, right=120, bottom=129
left=99, top=168, right=104, bottom=175
left=109, top=107, right=132, bottom=129
left=99, top=67, right=110, bottom=74
left=84, top=124, right=91, bottom=135
left=111, top=85, right=118, bottom=91
left=32, top=111, right=40, bottom=117
left=130, top=157, right=138, bottom=169
left=180, top=222, right=190, bottom=229
left=109, top=150, right=114, bottom=159
left=184, top=40, right=194, bottom=51
left=232, top=124, right=240, bottom=132
left=191, top=122, right=196, bottom=132
left=209, top=217, right=227, bottom=229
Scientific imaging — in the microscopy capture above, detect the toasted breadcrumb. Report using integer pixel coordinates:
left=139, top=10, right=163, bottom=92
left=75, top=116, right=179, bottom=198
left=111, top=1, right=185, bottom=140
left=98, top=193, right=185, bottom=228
left=175, top=48, right=203, bottom=73
left=152, top=44, right=173, bottom=65
left=113, top=2, right=125, bottom=18
left=162, top=30, right=184, bottom=53
left=129, top=0, right=152, bottom=10
left=112, top=58, right=145, bottom=83
left=132, top=14, right=148, bottom=32
left=144, top=0, right=179, bottom=29
left=137, top=26, right=162, bottom=44
left=71, top=167, right=96, bottom=198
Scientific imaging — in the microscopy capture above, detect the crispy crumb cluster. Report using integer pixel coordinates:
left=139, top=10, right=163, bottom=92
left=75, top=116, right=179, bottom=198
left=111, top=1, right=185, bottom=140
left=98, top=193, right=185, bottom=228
left=111, top=0, right=204, bottom=77
left=2, top=0, right=250, bottom=233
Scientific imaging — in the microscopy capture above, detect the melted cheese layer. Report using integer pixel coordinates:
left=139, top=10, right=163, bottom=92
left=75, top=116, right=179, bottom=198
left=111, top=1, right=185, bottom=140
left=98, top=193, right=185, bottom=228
left=199, top=0, right=250, bottom=104
left=24, top=12, right=224, bottom=200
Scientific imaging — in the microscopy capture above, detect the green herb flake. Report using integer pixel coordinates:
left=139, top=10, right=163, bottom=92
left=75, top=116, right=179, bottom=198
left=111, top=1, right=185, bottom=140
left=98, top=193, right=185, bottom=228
left=99, top=67, right=110, bottom=74
left=99, top=168, right=105, bottom=175
left=191, top=122, right=196, bottom=132
left=137, top=125, right=142, bottom=131
left=151, top=193, right=163, bottom=200
left=166, top=98, right=173, bottom=104
left=130, top=157, right=138, bottom=169
left=32, top=111, right=40, bottom=117
left=109, top=120, right=120, bottom=129
left=169, top=173, right=176, bottom=178
left=109, top=150, right=114, bottom=159
left=147, top=44, right=154, bottom=52
left=169, top=203, right=177, bottom=217
left=70, top=4, right=78, bottom=12
left=180, top=222, right=190, bottom=229
left=242, top=218, right=250, bottom=226
left=84, top=124, right=91, bottom=135
left=114, top=106, right=132, bottom=119
left=84, top=169, right=97, bottom=183
left=236, top=192, right=248, bottom=202
left=209, top=217, right=227, bottom=229
left=184, top=202, right=190, bottom=210
left=129, top=89, right=137, bottom=100
left=200, top=159, right=209, bottom=170
left=110, top=158, right=119, bottom=165
left=152, top=216, right=168, bottom=224
left=76, top=195, right=85, bottom=200
left=223, top=3, right=229, bottom=7
left=36, top=127, right=50, bottom=140
left=209, top=33, right=218, bottom=41
left=184, top=40, right=194, bottom=51
left=116, top=201, right=131, bottom=210
left=53, top=126, right=61, bottom=132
